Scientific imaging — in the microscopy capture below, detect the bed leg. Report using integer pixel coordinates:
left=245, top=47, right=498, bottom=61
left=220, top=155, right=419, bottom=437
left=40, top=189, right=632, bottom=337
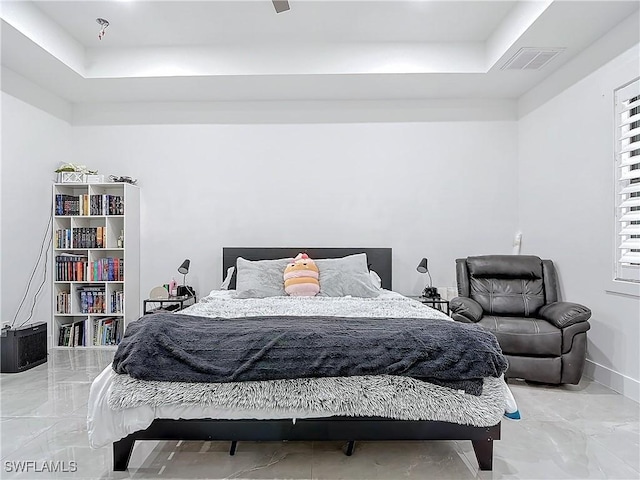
left=471, top=438, right=493, bottom=471
left=113, top=437, right=136, bottom=471
left=229, top=441, right=238, bottom=456
left=344, top=441, right=355, bottom=456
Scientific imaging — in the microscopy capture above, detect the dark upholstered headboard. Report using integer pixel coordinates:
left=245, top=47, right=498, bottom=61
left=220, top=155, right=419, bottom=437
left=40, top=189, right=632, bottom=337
left=223, top=247, right=392, bottom=290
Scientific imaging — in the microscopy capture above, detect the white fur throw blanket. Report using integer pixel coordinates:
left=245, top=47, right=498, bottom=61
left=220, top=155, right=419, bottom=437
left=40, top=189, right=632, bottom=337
left=108, top=374, right=505, bottom=428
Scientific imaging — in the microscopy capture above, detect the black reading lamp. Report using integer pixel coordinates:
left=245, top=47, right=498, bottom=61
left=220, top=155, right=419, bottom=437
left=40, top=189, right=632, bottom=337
left=177, top=259, right=194, bottom=297
left=417, top=257, right=440, bottom=299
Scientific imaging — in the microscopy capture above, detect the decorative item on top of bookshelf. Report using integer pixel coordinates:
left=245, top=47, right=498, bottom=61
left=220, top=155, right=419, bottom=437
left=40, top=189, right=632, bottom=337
left=85, top=174, right=105, bottom=183
left=54, top=162, right=98, bottom=184
left=109, top=175, right=138, bottom=185
left=57, top=172, right=84, bottom=183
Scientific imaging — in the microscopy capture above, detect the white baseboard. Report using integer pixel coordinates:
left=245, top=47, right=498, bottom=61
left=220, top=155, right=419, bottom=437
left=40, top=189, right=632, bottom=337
left=584, top=359, right=640, bottom=403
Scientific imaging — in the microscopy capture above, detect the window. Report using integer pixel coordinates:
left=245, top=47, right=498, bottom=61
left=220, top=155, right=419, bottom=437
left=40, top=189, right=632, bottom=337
left=614, top=78, right=640, bottom=283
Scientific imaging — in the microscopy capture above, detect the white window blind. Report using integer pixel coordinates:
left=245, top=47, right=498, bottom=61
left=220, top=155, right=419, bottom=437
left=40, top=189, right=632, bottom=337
left=615, top=78, right=640, bottom=283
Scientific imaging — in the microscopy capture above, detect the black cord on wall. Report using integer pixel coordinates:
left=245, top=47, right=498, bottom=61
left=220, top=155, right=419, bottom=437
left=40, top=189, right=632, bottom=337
left=10, top=213, right=53, bottom=330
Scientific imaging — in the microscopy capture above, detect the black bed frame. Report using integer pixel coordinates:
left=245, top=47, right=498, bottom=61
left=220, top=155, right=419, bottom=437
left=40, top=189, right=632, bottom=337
left=113, top=247, right=501, bottom=471
left=114, top=418, right=500, bottom=471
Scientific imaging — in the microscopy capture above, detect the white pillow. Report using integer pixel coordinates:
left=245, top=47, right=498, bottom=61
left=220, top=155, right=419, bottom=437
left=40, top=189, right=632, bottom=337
left=315, top=253, right=380, bottom=298
left=220, top=266, right=235, bottom=290
left=235, top=257, right=293, bottom=299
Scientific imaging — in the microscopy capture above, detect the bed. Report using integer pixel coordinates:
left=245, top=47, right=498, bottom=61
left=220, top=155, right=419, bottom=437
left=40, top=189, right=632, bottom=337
left=87, top=247, right=505, bottom=472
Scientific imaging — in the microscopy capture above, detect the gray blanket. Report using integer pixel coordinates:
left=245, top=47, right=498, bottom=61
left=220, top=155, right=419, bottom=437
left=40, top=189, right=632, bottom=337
left=112, top=313, right=507, bottom=395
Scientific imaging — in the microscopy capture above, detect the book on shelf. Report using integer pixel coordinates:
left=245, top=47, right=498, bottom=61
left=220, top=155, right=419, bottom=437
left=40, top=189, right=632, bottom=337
left=55, top=194, right=80, bottom=216
left=71, top=227, right=107, bottom=249
left=58, top=325, right=69, bottom=346
left=55, top=229, right=73, bottom=248
left=92, top=317, right=122, bottom=346
left=88, top=257, right=124, bottom=281
left=110, top=290, right=124, bottom=313
left=55, top=193, right=125, bottom=216
left=56, top=291, right=71, bottom=314
left=78, top=285, right=106, bottom=314
left=55, top=253, right=88, bottom=281
left=59, top=318, right=115, bottom=347
left=58, top=319, right=89, bottom=347
left=89, top=194, right=124, bottom=216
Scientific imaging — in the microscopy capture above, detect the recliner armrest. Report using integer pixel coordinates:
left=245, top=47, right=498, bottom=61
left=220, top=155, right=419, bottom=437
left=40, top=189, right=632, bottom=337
left=450, top=297, right=484, bottom=323
left=538, top=302, right=591, bottom=328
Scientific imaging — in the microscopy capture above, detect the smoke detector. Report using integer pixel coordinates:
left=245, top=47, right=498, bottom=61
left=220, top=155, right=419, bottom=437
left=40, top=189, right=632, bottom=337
left=501, top=48, right=565, bottom=71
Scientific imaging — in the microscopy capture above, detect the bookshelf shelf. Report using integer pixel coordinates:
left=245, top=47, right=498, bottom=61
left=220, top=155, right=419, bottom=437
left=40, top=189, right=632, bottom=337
left=88, top=248, right=126, bottom=252
left=55, top=215, right=124, bottom=218
left=51, top=183, right=140, bottom=349
left=53, top=280, right=125, bottom=284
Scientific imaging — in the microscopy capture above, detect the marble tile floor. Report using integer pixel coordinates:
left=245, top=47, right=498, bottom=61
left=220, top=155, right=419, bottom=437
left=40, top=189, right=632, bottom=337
left=0, top=349, right=638, bottom=480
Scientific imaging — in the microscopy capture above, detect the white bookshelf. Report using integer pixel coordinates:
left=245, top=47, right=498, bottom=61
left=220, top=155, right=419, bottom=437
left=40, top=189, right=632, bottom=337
left=51, top=183, right=140, bottom=348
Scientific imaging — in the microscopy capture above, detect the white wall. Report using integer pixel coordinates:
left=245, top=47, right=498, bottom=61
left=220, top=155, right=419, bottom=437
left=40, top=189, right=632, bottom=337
left=69, top=121, right=518, bottom=301
left=0, top=92, right=71, bottom=333
left=518, top=44, right=640, bottom=401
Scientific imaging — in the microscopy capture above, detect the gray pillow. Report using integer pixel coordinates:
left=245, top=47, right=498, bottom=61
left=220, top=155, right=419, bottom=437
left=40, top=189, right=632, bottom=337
left=235, top=257, right=292, bottom=299
left=316, top=253, right=380, bottom=298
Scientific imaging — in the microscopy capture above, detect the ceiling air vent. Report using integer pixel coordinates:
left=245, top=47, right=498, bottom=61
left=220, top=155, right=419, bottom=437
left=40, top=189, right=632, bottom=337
left=501, top=48, right=565, bottom=71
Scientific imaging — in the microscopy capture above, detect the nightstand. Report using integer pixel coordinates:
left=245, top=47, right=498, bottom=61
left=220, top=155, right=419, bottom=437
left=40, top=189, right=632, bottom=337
left=143, top=294, right=197, bottom=315
left=410, top=296, right=450, bottom=315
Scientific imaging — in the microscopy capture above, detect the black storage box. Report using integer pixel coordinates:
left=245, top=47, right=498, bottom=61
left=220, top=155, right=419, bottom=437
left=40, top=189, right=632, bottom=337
left=1, top=322, right=48, bottom=373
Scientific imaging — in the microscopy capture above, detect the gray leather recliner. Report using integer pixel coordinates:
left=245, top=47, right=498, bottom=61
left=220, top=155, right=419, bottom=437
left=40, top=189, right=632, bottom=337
left=450, top=255, right=591, bottom=385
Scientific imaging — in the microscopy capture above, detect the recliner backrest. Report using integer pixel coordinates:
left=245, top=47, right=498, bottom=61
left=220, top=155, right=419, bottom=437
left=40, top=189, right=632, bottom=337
left=457, top=255, right=556, bottom=317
